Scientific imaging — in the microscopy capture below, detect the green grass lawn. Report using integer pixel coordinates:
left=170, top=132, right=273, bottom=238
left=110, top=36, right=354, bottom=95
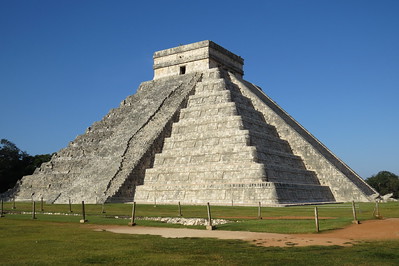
left=1, top=218, right=399, bottom=265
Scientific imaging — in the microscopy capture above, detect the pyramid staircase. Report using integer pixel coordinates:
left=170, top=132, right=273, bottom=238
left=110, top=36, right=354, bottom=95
left=134, top=68, right=335, bottom=205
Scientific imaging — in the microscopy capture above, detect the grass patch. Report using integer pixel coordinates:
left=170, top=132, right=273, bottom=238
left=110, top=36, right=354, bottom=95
left=1, top=219, right=399, bottom=265
left=217, top=217, right=353, bottom=234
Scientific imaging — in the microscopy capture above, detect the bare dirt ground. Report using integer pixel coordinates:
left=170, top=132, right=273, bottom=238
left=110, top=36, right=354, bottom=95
left=92, top=218, right=399, bottom=247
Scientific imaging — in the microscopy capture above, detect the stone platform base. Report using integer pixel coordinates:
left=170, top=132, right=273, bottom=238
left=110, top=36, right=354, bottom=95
left=134, top=182, right=335, bottom=206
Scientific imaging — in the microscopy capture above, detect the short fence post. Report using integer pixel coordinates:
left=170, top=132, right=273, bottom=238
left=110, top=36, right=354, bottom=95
left=258, top=202, right=262, bottom=219
left=32, top=201, right=37, bottom=220
left=314, top=207, right=319, bottom=232
left=101, top=203, right=106, bottom=214
left=0, top=200, right=4, bottom=217
left=40, top=197, right=44, bottom=212
left=80, top=201, right=88, bottom=223
left=69, top=198, right=73, bottom=213
left=12, top=197, right=16, bottom=209
left=178, top=201, right=182, bottom=217
left=128, top=202, right=136, bottom=226
left=374, top=201, right=381, bottom=218
left=206, top=202, right=215, bottom=230
left=352, top=201, right=359, bottom=224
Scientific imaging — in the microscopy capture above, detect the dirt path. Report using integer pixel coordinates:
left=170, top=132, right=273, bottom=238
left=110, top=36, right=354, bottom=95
left=92, top=218, right=399, bottom=247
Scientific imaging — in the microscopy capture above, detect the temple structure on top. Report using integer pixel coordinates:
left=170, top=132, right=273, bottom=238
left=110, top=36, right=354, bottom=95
left=153, top=40, right=244, bottom=79
left=4, top=40, right=377, bottom=205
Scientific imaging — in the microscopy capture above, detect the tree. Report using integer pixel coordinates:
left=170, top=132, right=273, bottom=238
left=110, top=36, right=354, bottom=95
left=366, top=171, right=399, bottom=199
left=24, top=154, right=53, bottom=175
left=0, top=139, right=52, bottom=193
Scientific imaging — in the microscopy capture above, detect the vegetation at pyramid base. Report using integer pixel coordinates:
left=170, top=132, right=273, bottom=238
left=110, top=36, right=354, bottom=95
left=366, top=171, right=399, bottom=199
left=0, top=139, right=52, bottom=193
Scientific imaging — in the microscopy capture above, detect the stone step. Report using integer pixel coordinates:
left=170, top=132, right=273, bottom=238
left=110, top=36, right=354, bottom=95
left=252, top=145, right=302, bottom=160
left=256, top=149, right=306, bottom=169
left=159, top=143, right=256, bottom=157
left=188, top=90, right=232, bottom=106
left=147, top=162, right=265, bottom=173
left=144, top=167, right=266, bottom=184
left=153, top=150, right=257, bottom=166
left=163, top=132, right=294, bottom=153
left=273, top=182, right=335, bottom=203
left=163, top=134, right=249, bottom=149
left=240, top=115, right=279, bottom=137
left=236, top=102, right=269, bottom=123
left=229, top=90, right=253, bottom=106
left=179, top=102, right=237, bottom=119
left=133, top=181, right=335, bottom=205
left=248, top=131, right=291, bottom=153
left=166, top=126, right=249, bottom=142
left=265, top=164, right=319, bottom=185
left=176, top=114, right=242, bottom=127
left=153, top=146, right=257, bottom=166
left=195, top=79, right=227, bottom=93
left=137, top=180, right=327, bottom=191
left=261, top=157, right=305, bottom=170
left=172, top=116, right=243, bottom=134
left=164, top=129, right=250, bottom=149
left=166, top=122, right=286, bottom=148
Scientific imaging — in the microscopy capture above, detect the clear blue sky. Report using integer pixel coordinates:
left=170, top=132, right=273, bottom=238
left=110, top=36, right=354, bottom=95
left=1, top=0, right=398, bottom=178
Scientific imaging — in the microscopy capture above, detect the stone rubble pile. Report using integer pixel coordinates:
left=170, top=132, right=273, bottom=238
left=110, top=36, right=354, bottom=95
left=138, top=216, right=233, bottom=226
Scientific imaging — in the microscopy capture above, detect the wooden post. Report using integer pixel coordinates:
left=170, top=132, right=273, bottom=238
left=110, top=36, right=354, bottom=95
left=32, top=201, right=37, bottom=220
left=352, top=201, right=359, bottom=224
left=40, top=197, right=44, bottom=212
left=12, top=197, right=16, bottom=209
left=314, top=207, right=319, bottom=232
left=178, top=201, right=182, bottom=217
left=101, top=203, right=106, bottom=214
left=375, top=201, right=381, bottom=218
left=206, top=202, right=215, bottom=230
left=128, top=202, right=136, bottom=226
left=69, top=198, right=73, bottom=213
left=258, top=202, right=262, bottom=219
left=0, top=199, right=4, bottom=217
left=80, top=201, right=88, bottom=223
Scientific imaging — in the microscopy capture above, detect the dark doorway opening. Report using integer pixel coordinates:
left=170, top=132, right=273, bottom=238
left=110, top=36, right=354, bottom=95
left=179, top=66, right=186, bottom=75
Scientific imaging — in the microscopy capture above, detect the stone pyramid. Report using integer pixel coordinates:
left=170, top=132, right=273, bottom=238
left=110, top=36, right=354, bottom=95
left=8, top=40, right=376, bottom=205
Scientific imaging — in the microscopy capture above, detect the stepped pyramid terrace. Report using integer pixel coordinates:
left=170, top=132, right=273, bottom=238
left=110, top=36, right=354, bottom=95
left=5, top=40, right=376, bottom=206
